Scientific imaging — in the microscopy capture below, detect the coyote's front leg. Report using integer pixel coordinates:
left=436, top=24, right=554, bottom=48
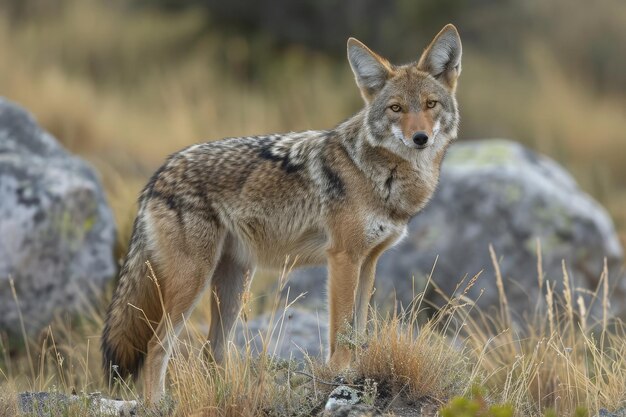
left=327, top=248, right=362, bottom=369
left=353, top=239, right=394, bottom=335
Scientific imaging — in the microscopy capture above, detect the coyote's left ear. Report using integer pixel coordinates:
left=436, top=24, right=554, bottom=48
left=418, top=24, right=462, bottom=92
left=347, top=38, right=394, bottom=102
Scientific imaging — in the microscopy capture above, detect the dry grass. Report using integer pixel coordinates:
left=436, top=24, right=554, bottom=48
left=352, top=306, right=469, bottom=405
left=461, top=254, right=626, bottom=417
left=0, top=381, right=18, bottom=417
left=0, top=305, right=107, bottom=398
left=1, top=249, right=626, bottom=416
left=165, top=332, right=329, bottom=417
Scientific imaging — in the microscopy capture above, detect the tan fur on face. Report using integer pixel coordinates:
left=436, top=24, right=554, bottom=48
left=399, top=111, right=435, bottom=139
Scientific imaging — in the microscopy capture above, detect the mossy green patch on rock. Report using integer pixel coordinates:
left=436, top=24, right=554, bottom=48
left=533, top=202, right=574, bottom=230
left=524, top=233, right=563, bottom=255
left=82, top=214, right=96, bottom=233
left=503, top=183, right=523, bottom=204
left=446, top=140, right=519, bottom=168
left=48, top=201, right=98, bottom=251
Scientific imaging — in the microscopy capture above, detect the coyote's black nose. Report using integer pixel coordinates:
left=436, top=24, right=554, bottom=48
left=412, top=131, right=429, bottom=146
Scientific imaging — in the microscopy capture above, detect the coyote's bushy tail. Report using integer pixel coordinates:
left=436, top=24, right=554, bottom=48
left=101, top=213, right=162, bottom=381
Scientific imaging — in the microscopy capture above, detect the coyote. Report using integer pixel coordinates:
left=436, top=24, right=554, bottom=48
left=102, top=24, right=462, bottom=403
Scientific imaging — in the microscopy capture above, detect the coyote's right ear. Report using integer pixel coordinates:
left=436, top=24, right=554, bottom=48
left=418, top=24, right=462, bottom=92
left=347, top=38, right=393, bottom=102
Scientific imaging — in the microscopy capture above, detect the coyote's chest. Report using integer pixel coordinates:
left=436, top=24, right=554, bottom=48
left=363, top=216, right=408, bottom=248
left=377, top=161, right=441, bottom=221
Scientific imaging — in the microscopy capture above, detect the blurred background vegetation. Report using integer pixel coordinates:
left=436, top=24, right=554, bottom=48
left=0, top=0, right=624, bottom=256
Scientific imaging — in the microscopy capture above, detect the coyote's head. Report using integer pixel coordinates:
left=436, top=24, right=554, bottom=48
left=348, top=24, right=461, bottom=159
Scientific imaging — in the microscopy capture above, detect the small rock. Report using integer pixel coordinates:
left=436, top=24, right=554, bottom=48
left=597, top=408, right=626, bottom=417
left=322, top=403, right=382, bottom=417
left=325, top=385, right=362, bottom=411
left=98, top=398, right=137, bottom=416
left=19, top=392, right=72, bottom=416
left=18, top=391, right=136, bottom=417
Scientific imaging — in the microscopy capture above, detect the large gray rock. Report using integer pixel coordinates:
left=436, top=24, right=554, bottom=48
left=0, top=98, right=116, bottom=337
left=285, top=140, right=624, bottom=316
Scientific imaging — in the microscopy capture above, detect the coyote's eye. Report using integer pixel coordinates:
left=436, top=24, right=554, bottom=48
left=426, top=100, right=438, bottom=109
left=389, top=104, right=402, bottom=112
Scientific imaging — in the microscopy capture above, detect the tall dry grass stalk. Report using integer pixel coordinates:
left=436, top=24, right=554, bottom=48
left=462, top=248, right=626, bottom=417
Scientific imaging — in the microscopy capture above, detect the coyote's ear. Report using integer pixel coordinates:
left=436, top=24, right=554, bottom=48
left=418, top=24, right=462, bottom=92
left=347, top=38, right=393, bottom=102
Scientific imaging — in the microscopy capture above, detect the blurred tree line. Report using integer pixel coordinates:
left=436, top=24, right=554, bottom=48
left=132, top=0, right=625, bottom=95
left=2, top=0, right=624, bottom=94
